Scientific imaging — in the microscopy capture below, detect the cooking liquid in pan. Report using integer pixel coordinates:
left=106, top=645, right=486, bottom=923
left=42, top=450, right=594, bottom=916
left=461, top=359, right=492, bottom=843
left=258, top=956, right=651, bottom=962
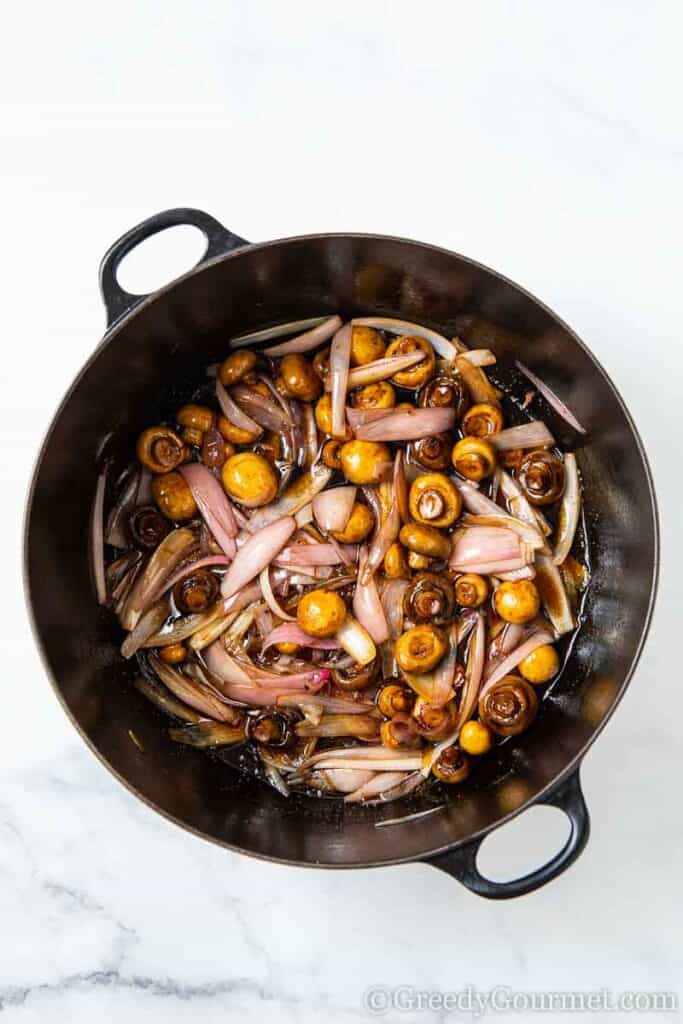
left=102, top=329, right=589, bottom=804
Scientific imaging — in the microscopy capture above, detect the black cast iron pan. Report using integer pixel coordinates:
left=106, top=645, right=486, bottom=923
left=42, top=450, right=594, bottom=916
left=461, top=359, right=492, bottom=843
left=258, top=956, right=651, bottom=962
left=24, top=208, right=659, bottom=898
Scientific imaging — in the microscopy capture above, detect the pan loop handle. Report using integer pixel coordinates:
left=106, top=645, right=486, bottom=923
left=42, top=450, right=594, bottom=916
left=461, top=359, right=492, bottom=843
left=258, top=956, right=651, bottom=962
left=99, top=208, right=248, bottom=327
left=426, top=766, right=590, bottom=899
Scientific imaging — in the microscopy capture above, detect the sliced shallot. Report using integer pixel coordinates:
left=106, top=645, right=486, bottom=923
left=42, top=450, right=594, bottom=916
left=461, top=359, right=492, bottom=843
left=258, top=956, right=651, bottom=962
left=331, top=350, right=425, bottom=391
left=302, top=744, right=405, bottom=768
left=230, top=383, right=291, bottom=432
left=496, top=564, right=537, bottom=581
left=361, top=454, right=402, bottom=583
left=277, top=694, right=375, bottom=715
left=491, top=421, right=555, bottom=451
left=144, top=607, right=221, bottom=648
left=149, top=654, right=236, bottom=722
left=495, top=469, right=552, bottom=552
left=121, top=527, right=197, bottom=630
left=259, top=566, right=296, bottom=621
left=449, top=527, right=523, bottom=569
left=262, top=314, right=342, bottom=355
left=535, top=553, right=575, bottom=635
left=105, top=465, right=140, bottom=548
left=301, top=404, right=319, bottom=469
left=121, top=599, right=169, bottom=658
left=455, top=355, right=501, bottom=405
left=351, top=317, right=457, bottom=360
left=216, top=681, right=327, bottom=707
left=354, top=406, right=455, bottom=442
left=480, top=629, right=555, bottom=695
left=393, top=450, right=409, bottom=523
left=215, top=378, right=263, bottom=437
left=516, top=361, right=587, bottom=434
left=91, top=468, right=108, bottom=605
left=221, top=516, right=297, bottom=599
left=345, top=406, right=395, bottom=430
left=381, top=579, right=410, bottom=640
left=312, top=486, right=356, bottom=534
left=228, top=316, right=329, bottom=349
left=353, top=546, right=390, bottom=644
left=335, top=615, right=377, bottom=666
left=344, top=771, right=407, bottom=803
left=275, top=542, right=357, bottom=566
left=553, top=453, right=581, bottom=565
left=296, top=714, right=380, bottom=741
left=314, top=757, right=422, bottom=772
left=262, top=623, right=340, bottom=652
left=403, top=626, right=458, bottom=708
left=459, top=511, right=545, bottom=553
left=460, top=349, right=496, bottom=367
left=329, top=322, right=352, bottom=438
left=204, top=643, right=252, bottom=684
left=179, top=463, right=238, bottom=559
left=247, top=465, right=332, bottom=531
left=422, top=610, right=485, bottom=775
left=318, top=769, right=376, bottom=793
left=367, top=770, right=424, bottom=804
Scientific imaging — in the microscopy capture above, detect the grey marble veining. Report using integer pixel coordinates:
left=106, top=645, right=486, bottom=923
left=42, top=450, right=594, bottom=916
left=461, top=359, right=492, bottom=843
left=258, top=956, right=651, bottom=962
left=3, top=1, right=682, bottom=1021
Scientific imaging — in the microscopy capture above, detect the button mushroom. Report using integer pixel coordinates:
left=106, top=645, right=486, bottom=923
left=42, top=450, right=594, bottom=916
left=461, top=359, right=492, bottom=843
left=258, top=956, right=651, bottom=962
left=221, top=452, right=278, bottom=508
left=315, top=394, right=351, bottom=438
left=151, top=472, right=198, bottom=521
left=352, top=381, right=396, bottom=410
left=385, top=336, right=435, bottom=388
left=418, top=373, right=469, bottom=419
left=399, top=522, right=451, bottom=561
left=518, top=643, right=560, bottom=684
left=377, top=683, right=416, bottom=717
left=137, top=426, right=187, bottom=474
left=431, top=746, right=472, bottom=783
left=128, top=505, right=171, bottom=549
left=321, top=438, right=344, bottom=469
left=451, top=436, right=497, bottom=481
left=177, top=404, right=216, bottom=433
left=461, top=402, right=504, bottom=438
left=330, top=657, right=378, bottom=691
left=340, top=440, right=392, bottom=485
left=459, top=720, right=493, bottom=755
left=383, top=541, right=410, bottom=579
left=219, top=350, right=257, bottom=387
left=395, top=624, right=448, bottom=673
left=516, top=449, right=566, bottom=505
left=331, top=502, right=374, bottom=543
left=408, top=472, right=462, bottom=527
left=410, top=433, right=453, bottom=470
left=478, top=676, right=538, bottom=736
left=246, top=711, right=295, bottom=749
left=404, top=572, right=455, bottom=625
left=351, top=325, right=386, bottom=366
left=277, top=354, right=322, bottom=402
left=158, top=642, right=188, bottom=665
left=493, top=580, right=541, bottom=624
left=454, top=573, right=489, bottom=609
left=173, top=568, right=219, bottom=614
left=297, top=589, right=347, bottom=639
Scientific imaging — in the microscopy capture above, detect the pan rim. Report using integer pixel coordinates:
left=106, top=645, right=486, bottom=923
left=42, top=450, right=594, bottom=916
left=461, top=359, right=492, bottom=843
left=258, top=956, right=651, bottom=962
left=23, top=229, right=660, bottom=867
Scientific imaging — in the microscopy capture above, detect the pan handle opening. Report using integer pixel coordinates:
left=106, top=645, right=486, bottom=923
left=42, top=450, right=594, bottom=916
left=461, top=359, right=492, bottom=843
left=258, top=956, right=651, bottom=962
left=426, top=765, right=590, bottom=899
left=99, top=208, right=248, bottom=327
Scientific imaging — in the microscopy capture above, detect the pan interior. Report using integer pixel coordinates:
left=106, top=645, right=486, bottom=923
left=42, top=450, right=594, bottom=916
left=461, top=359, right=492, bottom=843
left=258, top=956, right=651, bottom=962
left=25, top=235, right=657, bottom=866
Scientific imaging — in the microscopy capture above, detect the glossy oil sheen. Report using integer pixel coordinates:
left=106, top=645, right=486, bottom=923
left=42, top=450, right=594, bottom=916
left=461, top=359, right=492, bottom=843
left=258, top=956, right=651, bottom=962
left=25, top=231, right=658, bottom=867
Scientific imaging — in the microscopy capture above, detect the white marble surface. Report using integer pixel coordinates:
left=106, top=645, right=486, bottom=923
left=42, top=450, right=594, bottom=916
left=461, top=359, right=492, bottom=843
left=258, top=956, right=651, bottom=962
left=2, top=2, right=681, bottom=1021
